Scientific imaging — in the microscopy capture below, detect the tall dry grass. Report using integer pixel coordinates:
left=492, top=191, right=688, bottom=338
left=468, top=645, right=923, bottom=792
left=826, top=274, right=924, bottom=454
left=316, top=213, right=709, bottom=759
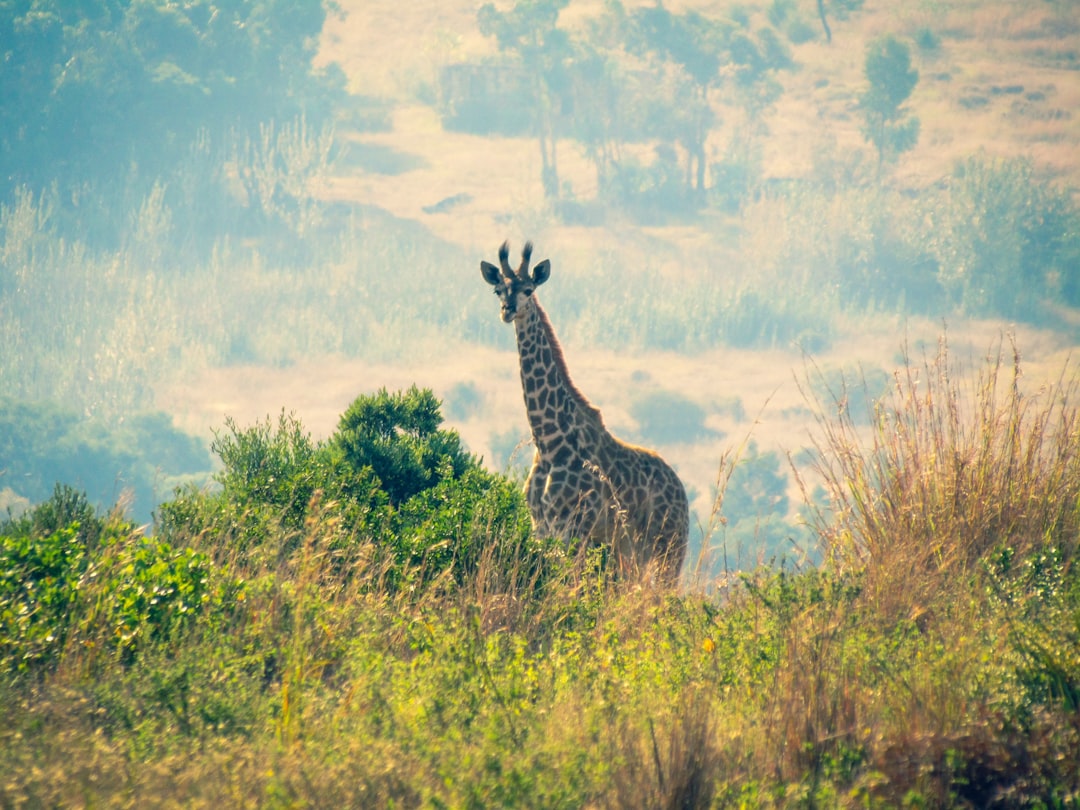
left=804, top=334, right=1080, bottom=623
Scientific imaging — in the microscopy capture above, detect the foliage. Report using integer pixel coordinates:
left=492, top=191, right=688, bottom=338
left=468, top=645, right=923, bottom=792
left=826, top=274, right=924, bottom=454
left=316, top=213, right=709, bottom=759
left=0, top=522, right=86, bottom=677
left=723, top=442, right=790, bottom=528
left=740, top=157, right=1080, bottom=324
left=0, top=488, right=220, bottom=679
left=607, top=1, right=792, bottom=204
left=0, top=397, right=211, bottom=525
left=202, top=410, right=384, bottom=543
left=859, top=35, right=920, bottom=171
left=477, top=0, right=572, bottom=197
left=333, top=386, right=476, bottom=507
left=0, top=0, right=345, bottom=200
left=988, top=546, right=1080, bottom=715
left=0, top=187, right=472, bottom=419
left=704, top=441, right=815, bottom=574
left=926, top=155, right=1080, bottom=318
left=4, top=351, right=1080, bottom=804
left=468, top=1, right=791, bottom=207
left=629, top=389, right=714, bottom=445
left=162, top=388, right=540, bottom=593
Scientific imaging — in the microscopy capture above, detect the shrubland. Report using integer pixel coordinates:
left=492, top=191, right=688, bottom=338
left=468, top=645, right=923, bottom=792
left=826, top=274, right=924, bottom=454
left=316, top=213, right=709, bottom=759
left=3, top=346, right=1079, bottom=807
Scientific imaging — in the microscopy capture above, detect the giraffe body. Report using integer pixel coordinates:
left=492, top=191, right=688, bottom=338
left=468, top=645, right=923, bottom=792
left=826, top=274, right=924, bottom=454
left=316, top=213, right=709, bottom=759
left=481, top=242, right=689, bottom=583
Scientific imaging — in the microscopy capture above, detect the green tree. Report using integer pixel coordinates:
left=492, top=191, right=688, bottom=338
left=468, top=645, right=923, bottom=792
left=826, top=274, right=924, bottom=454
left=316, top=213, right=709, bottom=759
left=332, top=387, right=476, bottom=507
left=859, top=35, right=920, bottom=173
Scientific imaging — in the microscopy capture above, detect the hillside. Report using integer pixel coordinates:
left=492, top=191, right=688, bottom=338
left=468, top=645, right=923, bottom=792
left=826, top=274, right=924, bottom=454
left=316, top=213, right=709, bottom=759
left=153, top=0, right=1080, bottom=545
left=317, top=0, right=1080, bottom=245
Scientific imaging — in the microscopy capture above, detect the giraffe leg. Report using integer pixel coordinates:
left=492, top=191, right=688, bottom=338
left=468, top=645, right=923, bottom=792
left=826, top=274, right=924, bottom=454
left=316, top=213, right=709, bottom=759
left=525, top=455, right=556, bottom=537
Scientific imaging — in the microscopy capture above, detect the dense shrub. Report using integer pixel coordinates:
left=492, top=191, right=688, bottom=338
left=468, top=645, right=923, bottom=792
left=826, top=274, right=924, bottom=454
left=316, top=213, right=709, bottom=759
left=742, top=157, right=1080, bottom=324
left=927, top=156, right=1080, bottom=317
left=333, top=386, right=476, bottom=507
left=160, top=388, right=540, bottom=592
left=0, top=487, right=221, bottom=679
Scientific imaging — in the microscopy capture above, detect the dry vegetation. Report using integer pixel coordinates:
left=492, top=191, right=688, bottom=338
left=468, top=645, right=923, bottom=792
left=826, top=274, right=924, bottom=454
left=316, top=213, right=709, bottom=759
left=5, top=342, right=1080, bottom=806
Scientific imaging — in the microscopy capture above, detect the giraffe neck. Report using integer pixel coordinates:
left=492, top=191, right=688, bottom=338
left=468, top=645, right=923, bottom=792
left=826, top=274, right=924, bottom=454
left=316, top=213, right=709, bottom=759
left=514, top=296, right=602, bottom=452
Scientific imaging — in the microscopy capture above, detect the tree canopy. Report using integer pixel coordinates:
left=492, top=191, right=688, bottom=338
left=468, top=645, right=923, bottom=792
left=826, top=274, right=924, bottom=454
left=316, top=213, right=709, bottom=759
left=0, top=0, right=345, bottom=196
left=859, top=34, right=920, bottom=171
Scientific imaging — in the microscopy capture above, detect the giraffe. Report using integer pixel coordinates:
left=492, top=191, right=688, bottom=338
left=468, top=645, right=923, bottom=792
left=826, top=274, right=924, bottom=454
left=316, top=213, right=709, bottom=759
left=481, top=241, right=689, bottom=584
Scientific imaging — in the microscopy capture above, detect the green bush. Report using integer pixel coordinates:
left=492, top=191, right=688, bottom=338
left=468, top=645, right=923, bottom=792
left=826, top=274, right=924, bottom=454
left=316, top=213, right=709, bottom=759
left=210, top=410, right=372, bottom=528
left=0, top=488, right=219, bottom=678
left=394, top=465, right=536, bottom=589
left=161, top=388, right=541, bottom=594
left=0, top=522, right=86, bottom=676
left=158, top=410, right=389, bottom=576
left=333, top=386, right=477, bottom=507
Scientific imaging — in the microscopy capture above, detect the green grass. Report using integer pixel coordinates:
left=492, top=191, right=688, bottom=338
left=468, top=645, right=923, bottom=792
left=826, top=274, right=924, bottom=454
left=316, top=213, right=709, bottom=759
left=2, top=344, right=1079, bottom=807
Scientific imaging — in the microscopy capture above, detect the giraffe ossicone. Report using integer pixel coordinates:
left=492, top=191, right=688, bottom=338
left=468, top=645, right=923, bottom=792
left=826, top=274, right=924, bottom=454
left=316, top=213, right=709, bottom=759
left=481, top=240, right=690, bottom=584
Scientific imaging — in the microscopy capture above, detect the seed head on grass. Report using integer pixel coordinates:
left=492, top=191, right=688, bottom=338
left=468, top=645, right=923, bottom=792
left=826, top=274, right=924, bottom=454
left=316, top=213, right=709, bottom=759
left=803, top=333, right=1080, bottom=623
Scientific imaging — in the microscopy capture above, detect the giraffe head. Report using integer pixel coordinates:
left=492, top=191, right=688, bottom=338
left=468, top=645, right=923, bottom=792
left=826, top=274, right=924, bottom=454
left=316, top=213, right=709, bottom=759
left=481, top=241, right=551, bottom=323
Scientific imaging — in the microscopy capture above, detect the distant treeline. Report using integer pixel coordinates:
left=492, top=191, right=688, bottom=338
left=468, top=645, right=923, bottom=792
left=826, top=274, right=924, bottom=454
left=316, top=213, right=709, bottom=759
left=0, top=0, right=356, bottom=248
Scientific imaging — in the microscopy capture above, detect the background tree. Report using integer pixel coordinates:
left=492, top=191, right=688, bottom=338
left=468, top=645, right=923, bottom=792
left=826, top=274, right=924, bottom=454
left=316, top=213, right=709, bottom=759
left=620, top=2, right=792, bottom=202
left=0, top=397, right=210, bottom=526
left=626, top=5, right=726, bottom=199
left=0, top=0, right=347, bottom=240
left=478, top=0, right=572, bottom=198
left=815, top=0, right=865, bottom=44
left=563, top=36, right=626, bottom=197
left=859, top=34, right=920, bottom=173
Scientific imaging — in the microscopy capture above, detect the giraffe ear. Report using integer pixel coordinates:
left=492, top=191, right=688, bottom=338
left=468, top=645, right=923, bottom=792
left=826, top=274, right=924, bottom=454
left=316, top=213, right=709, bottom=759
left=532, top=259, right=551, bottom=286
left=481, top=260, right=503, bottom=286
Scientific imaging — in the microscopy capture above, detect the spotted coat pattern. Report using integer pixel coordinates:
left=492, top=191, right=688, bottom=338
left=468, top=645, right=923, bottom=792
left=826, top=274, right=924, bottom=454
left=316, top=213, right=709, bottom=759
left=481, top=242, right=689, bottom=583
